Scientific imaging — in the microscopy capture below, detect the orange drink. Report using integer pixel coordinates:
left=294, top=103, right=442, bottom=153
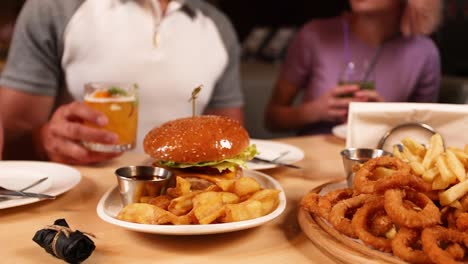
left=83, top=83, right=138, bottom=152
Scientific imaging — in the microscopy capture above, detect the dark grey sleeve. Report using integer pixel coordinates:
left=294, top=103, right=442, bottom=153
left=0, top=0, right=81, bottom=96
left=199, top=2, right=244, bottom=109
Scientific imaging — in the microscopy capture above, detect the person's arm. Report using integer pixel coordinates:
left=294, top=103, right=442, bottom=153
left=0, top=88, right=53, bottom=160
left=265, top=24, right=359, bottom=132
left=0, top=87, right=120, bottom=164
left=0, top=0, right=119, bottom=164
left=266, top=79, right=359, bottom=131
left=266, top=79, right=312, bottom=131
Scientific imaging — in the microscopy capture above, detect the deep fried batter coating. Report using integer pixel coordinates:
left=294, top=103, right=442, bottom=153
left=384, top=190, right=440, bottom=228
left=391, top=227, right=433, bottom=264
left=329, top=194, right=374, bottom=238
left=374, top=172, right=432, bottom=194
left=300, top=193, right=323, bottom=217
left=369, top=211, right=393, bottom=237
left=353, top=156, right=411, bottom=194
left=446, top=243, right=466, bottom=261
left=301, top=188, right=354, bottom=220
left=351, top=199, right=393, bottom=252
left=455, top=212, right=468, bottom=231
left=422, top=226, right=468, bottom=264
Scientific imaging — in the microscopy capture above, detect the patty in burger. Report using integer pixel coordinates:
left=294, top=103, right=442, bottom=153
left=143, top=115, right=257, bottom=187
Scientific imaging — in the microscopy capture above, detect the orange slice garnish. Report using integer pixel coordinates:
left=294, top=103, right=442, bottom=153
left=94, top=90, right=112, bottom=98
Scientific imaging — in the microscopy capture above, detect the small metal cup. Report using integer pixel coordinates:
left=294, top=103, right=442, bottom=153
left=340, top=148, right=392, bottom=188
left=115, top=166, right=174, bottom=206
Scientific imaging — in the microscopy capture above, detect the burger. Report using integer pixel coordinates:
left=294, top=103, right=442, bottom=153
left=143, top=115, right=257, bottom=188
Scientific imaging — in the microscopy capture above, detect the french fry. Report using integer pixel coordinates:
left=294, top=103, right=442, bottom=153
left=400, top=145, right=425, bottom=175
left=192, top=191, right=239, bottom=224
left=410, top=162, right=425, bottom=176
left=402, top=146, right=422, bottom=162
left=422, top=134, right=444, bottom=169
left=465, top=144, right=468, bottom=154
left=436, top=155, right=457, bottom=184
left=433, top=175, right=450, bottom=190
left=422, top=166, right=439, bottom=182
left=446, top=149, right=466, bottom=182
left=447, top=147, right=468, bottom=161
left=393, top=145, right=408, bottom=162
left=448, top=200, right=463, bottom=210
left=232, top=177, right=261, bottom=197
left=439, top=179, right=468, bottom=206
left=402, top=137, right=426, bottom=157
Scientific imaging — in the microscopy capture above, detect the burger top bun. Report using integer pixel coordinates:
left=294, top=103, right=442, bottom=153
left=143, top=115, right=250, bottom=163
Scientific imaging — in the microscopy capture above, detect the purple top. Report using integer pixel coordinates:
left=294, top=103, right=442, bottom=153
left=280, top=16, right=441, bottom=134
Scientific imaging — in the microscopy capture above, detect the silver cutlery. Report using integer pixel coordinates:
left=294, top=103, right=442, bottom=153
left=252, top=157, right=301, bottom=169
left=0, top=177, right=50, bottom=202
left=18, top=177, right=49, bottom=192
left=0, top=180, right=55, bottom=199
left=271, top=151, right=290, bottom=162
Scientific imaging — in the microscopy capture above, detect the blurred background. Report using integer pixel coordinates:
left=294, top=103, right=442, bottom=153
left=0, top=0, right=467, bottom=138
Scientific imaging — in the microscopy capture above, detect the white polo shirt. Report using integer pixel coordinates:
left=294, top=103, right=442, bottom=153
left=1, top=0, right=243, bottom=152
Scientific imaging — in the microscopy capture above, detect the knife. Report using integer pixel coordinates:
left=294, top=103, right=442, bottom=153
left=252, top=157, right=301, bottom=169
left=0, top=188, right=56, bottom=199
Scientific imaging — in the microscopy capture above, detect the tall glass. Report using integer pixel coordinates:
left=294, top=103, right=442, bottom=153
left=83, top=82, right=138, bottom=152
left=338, top=61, right=375, bottom=97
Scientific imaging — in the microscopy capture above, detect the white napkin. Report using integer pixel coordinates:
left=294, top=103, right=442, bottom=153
left=346, top=102, right=468, bottom=151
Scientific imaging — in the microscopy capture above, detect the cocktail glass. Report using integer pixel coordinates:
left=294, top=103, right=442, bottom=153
left=82, top=82, right=138, bottom=152
left=338, top=61, right=375, bottom=97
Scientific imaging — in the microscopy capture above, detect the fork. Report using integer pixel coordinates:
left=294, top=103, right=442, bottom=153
left=271, top=151, right=290, bottom=162
left=0, top=177, right=48, bottom=202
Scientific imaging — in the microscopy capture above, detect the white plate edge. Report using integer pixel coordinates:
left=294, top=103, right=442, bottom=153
left=96, top=170, right=287, bottom=235
left=0, top=161, right=81, bottom=209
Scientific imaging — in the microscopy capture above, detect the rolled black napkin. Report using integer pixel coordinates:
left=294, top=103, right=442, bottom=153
left=32, top=219, right=96, bottom=263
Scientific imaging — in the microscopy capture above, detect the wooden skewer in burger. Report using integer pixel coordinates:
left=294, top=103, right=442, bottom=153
left=143, top=85, right=257, bottom=190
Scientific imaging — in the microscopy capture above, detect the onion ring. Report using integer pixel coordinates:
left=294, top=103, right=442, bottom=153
left=300, top=193, right=325, bottom=218
left=369, top=211, right=393, bottom=237
left=441, top=207, right=459, bottom=229
left=460, top=194, right=468, bottom=211
left=455, top=212, right=468, bottom=231
left=329, top=194, right=373, bottom=238
left=351, top=199, right=393, bottom=252
left=446, top=243, right=466, bottom=261
left=301, top=189, right=354, bottom=220
left=374, top=172, right=432, bottom=194
left=391, top=227, right=433, bottom=264
left=422, top=226, right=468, bottom=264
left=384, top=189, right=441, bottom=228
left=353, top=156, right=411, bottom=194
left=318, top=188, right=354, bottom=219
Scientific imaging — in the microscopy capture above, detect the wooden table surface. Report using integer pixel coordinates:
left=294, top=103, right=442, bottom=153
left=0, top=135, right=347, bottom=263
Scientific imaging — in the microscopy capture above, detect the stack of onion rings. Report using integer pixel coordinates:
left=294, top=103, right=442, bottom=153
left=300, top=156, right=468, bottom=264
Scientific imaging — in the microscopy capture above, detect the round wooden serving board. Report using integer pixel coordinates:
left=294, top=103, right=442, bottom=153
left=297, top=184, right=407, bottom=264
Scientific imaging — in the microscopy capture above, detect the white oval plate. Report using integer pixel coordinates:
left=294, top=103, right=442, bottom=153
left=248, top=139, right=304, bottom=170
left=96, top=170, right=286, bottom=235
left=332, top=124, right=347, bottom=140
left=0, top=161, right=81, bottom=209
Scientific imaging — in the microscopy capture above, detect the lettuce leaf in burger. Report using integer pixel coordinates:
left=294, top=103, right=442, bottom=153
left=143, top=115, right=257, bottom=180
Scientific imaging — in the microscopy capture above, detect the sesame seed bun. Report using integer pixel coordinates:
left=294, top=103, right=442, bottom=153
left=143, top=115, right=250, bottom=163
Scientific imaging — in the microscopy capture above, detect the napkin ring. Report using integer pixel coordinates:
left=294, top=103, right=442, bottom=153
left=377, top=122, right=445, bottom=149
